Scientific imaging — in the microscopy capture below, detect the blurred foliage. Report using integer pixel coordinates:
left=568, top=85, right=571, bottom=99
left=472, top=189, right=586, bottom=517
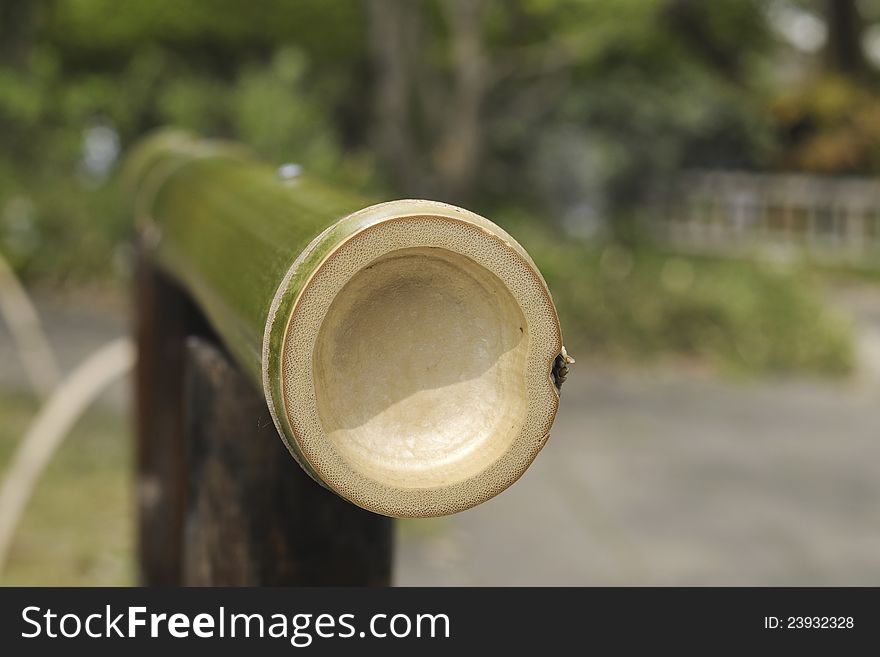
left=0, top=0, right=873, bottom=374
left=0, top=0, right=371, bottom=278
left=772, top=75, right=880, bottom=173
left=0, top=0, right=784, bottom=278
left=521, top=0, right=778, bottom=220
left=505, top=217, right=854, bottom=375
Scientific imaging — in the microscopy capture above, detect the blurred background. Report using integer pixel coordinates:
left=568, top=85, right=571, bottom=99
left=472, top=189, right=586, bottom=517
left=1, top=0, right=880, bottom=585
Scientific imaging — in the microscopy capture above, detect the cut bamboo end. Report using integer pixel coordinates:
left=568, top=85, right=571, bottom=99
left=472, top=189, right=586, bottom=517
left=128, top=133, right=568, bottom=519
left=267, top=200, right=563, bottom=517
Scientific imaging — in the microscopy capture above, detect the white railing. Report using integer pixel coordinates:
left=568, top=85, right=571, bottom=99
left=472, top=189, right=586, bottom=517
left=651, top=170, right=880, bottom=263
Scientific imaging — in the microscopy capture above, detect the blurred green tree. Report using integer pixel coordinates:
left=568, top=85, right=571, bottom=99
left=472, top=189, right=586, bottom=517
left=1, top=0, right=876, bottom=280
left=0, top=0, right=862, bottom=376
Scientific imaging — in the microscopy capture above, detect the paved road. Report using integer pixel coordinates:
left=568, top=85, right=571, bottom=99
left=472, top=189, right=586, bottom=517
left=2, top=289, right=879, bottom=585
left=397, top=285, right=880, bottom=585
left=396, top=366, right=880, bottom=585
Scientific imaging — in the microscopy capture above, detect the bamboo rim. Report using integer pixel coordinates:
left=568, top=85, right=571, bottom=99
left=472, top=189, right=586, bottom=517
left=263, top=200, right=562, bottom=517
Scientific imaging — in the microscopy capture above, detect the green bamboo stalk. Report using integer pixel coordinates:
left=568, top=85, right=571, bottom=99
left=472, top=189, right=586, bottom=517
left=126, top=130, right=567, bottom=518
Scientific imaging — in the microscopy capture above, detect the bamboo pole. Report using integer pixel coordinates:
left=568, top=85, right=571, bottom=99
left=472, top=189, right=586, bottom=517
left=0, top=252, right=61, bottom=398
left=126, top=130, right=567, bottom=518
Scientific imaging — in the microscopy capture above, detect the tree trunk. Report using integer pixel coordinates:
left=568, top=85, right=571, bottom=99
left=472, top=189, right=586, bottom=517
left=825, top=0, right=868, bottom=77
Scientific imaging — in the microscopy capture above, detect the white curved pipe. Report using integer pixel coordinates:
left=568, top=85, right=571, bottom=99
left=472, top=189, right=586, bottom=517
left=0, top=253, right=61, bottom=398
left=0, top=338, right=134, bottom=573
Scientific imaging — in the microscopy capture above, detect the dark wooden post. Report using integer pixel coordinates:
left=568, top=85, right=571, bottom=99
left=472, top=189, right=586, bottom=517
left=134, top=251, right=200, bottom=585
left=181, top=337, right=392, bottom=586
left=135, top=254, right=392, bottom=586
